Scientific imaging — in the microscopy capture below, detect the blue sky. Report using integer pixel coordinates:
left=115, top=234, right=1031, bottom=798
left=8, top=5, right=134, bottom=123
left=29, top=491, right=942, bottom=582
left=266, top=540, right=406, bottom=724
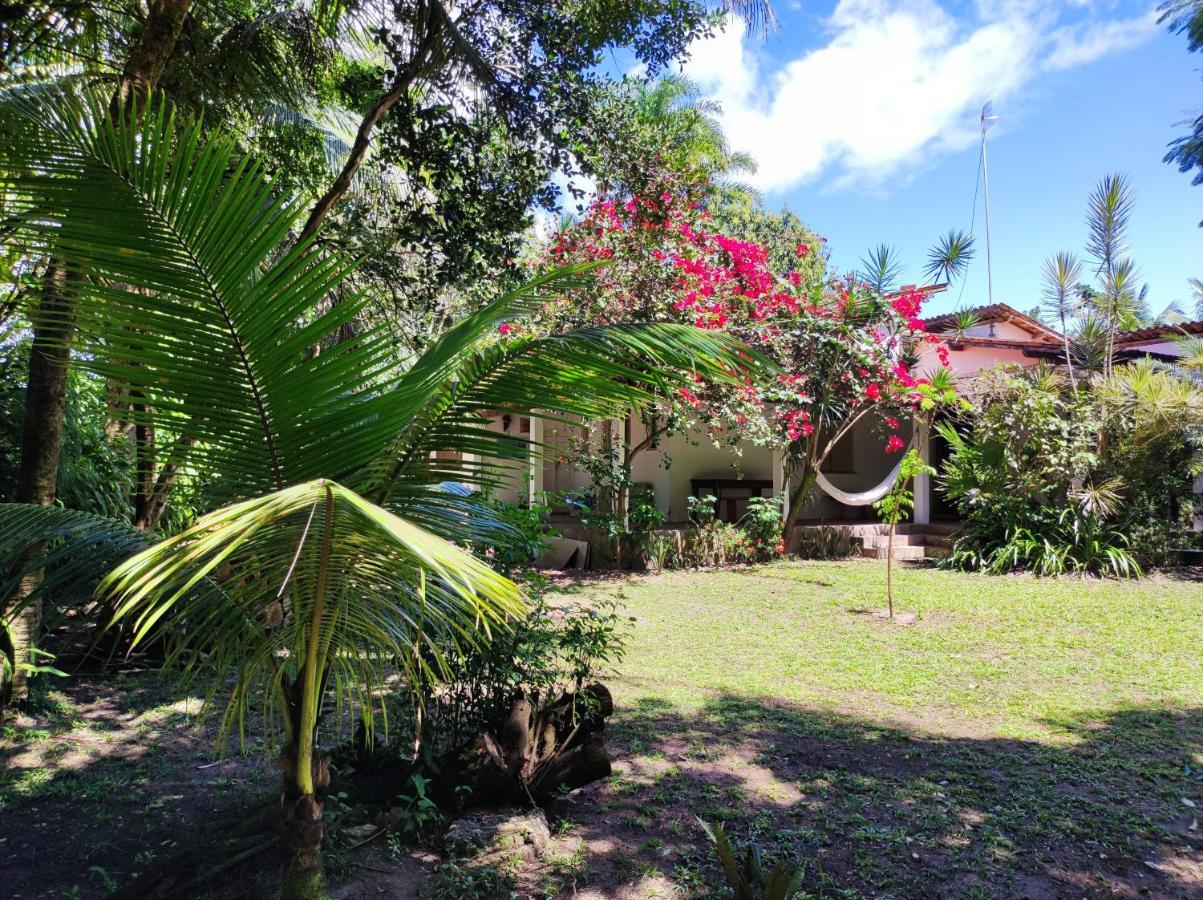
left=680, top=0, right=1202, bottom=319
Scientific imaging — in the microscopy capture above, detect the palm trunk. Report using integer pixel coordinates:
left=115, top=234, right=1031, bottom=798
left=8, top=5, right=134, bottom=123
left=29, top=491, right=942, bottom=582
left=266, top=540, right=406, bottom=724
left=279, top=738, right=331, bottom=900
left=280, top=487, right=335, bottom=900
left=3, top=265, right=74, bottom=705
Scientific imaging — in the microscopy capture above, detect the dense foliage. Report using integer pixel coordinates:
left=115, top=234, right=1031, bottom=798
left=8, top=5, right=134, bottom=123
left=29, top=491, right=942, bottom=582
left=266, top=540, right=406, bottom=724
left=938, top=363, right=1203, bottom=576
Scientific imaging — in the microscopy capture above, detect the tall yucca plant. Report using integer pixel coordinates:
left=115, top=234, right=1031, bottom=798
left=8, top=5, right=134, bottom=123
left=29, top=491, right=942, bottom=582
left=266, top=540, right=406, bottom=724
left=0, top=83, right=767, bottom=896
left=1086, top=173, right=1136, bottom=376
left=1041, top=251, right=1084, bottom=390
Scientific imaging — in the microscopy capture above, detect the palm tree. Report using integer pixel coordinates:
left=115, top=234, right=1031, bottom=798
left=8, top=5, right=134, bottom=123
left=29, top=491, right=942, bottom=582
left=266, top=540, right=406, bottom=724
left=0, top=84, right=763, bottom=896
left=633, top=74, right=759, bottom=197
left=1041, top=252, right=1084, bottom=389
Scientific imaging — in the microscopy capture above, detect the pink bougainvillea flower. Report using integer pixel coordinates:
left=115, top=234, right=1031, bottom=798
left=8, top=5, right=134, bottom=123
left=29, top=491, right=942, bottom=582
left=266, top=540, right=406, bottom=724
left=884, top=434, right=905, bottom=453
left=498, top=323, right=515, bottom=336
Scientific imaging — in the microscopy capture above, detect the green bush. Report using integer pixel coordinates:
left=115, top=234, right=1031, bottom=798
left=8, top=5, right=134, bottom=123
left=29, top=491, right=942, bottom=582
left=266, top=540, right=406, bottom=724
left=938, top=363, right=1201, bottom=576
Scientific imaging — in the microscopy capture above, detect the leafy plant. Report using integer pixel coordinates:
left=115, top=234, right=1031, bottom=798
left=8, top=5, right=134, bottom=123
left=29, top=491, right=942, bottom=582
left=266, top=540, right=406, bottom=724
left=874, top=449, right=935, bottom=617
left=738, top=495, right=785, bottom=561
left=697, top=817, right=804, bottom=900
left=794, top=525, right=847, bottom=560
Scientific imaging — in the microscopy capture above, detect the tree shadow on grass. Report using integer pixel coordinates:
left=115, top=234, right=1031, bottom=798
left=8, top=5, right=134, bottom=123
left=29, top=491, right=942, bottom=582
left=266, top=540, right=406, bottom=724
left=534, top=695, right=1203, bottom=898
left=0, top=674, right=280, bottom=899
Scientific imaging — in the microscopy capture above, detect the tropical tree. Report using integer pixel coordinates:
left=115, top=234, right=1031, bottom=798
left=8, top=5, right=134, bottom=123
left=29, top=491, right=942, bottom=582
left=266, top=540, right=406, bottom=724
left=1189, top=277, right=1203, bottom=318
left=873, top=448, right=936, bottom=618
left=1160, top=0, right=1203, bottom=222
left=1041, top=251, right=1084, bottom=389
left=580, top=74, right=760, bottom=207
left=0, top=83, right=761, bottom=894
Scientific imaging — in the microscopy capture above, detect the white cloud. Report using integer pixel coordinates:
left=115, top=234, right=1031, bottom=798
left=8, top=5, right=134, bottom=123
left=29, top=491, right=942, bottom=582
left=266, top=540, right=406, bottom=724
left=1045, top=11, right=1159, bottom=71
left=684, top=1, right=1158, bottom=193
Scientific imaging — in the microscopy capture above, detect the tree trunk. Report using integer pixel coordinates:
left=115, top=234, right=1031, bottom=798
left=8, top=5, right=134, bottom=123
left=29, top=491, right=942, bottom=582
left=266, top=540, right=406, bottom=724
left=781, top=464, right=816, bottom=553
left=278, top=740, right=332, bottom=900
left=3, top=0, right=192, bottom=707
left=449, top=684, right=613, bottom=807
left=3, top=265, right=74, bottom=705
left=110, top=0, right=194, bottom=118
left=298, top=10, right=441, bottom=245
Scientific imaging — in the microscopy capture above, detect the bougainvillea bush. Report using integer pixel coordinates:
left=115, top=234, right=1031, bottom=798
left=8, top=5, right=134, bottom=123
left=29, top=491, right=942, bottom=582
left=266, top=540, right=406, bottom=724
left=531, top=182, right=957, bottom=544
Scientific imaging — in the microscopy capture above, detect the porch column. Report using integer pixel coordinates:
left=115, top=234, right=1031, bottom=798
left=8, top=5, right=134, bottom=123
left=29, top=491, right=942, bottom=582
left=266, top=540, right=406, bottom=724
left=772, top=448, right=790, bottom=524
left=528, top=416, right=544, bottom=504
left=913, top=420, right=931, bottom=525
left=462, top=452, right=479, bottom=491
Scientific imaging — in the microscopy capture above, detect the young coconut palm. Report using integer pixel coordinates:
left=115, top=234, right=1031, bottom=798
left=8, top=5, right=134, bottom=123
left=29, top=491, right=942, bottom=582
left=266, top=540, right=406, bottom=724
left=0, top=83, right=767, bottom=896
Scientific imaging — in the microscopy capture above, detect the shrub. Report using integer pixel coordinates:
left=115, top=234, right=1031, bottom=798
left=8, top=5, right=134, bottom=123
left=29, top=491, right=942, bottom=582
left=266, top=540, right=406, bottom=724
left=475, top=495, right=554, bottom=575
left=938, top=363, right=1201, bottom=576
left=739, top=495, right=785, bottom=561
left=795, top=525, right=848, bottom=559
left=414, top=592, right=630, bottom=757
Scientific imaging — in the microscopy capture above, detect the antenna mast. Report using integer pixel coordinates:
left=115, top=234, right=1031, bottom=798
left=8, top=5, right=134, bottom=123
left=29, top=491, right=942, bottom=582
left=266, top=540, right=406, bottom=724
left=980, top=102, right=1001, bottom=305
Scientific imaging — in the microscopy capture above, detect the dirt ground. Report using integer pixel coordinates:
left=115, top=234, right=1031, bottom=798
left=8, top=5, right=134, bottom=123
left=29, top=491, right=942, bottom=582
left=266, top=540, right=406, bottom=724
left=3, top=671, right=1202, bottom=898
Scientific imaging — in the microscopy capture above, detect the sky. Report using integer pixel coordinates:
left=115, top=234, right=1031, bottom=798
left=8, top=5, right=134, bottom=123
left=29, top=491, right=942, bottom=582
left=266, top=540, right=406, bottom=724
left=676, top=0, right=1203, bottom=319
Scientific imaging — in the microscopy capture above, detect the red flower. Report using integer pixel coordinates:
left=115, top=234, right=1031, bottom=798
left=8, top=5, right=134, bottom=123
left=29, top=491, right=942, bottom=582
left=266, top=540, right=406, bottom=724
left=884, top=434, right=905, bottom=453
left=864, top=383, right=882, bottom=401
left=498, top=323, right=515, bottom=336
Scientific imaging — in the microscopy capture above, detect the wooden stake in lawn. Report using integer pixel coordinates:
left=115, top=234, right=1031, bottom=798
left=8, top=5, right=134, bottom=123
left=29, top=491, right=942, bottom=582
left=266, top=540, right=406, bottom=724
left=873, top=449, right=935, bottom=619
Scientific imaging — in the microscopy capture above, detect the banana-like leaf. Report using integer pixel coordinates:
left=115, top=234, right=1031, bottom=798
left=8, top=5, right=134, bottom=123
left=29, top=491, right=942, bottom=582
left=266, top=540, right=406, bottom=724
left=101, top=479, right=524, bottom=748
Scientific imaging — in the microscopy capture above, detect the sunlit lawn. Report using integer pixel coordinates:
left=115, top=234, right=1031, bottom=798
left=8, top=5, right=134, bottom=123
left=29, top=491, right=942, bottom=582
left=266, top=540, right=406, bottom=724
left=540, top=561, right=1203, bottom=898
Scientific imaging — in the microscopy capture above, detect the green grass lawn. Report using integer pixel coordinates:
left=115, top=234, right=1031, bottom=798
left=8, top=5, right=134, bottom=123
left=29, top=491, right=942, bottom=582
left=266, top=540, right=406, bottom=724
left=539, top=561, right=1203, bottom=898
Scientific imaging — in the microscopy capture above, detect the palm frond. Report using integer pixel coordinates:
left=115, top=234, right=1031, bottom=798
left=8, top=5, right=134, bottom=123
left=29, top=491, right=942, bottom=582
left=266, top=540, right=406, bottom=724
left=101, top=479, right=523, bottom=748
left=1086, top=172, right=1134, bottom=273
left=1040, top=252, right=1083, bottom=323
left=0, top=504, right=149, bottom=613
left=0, top=82, right=398, bottom=500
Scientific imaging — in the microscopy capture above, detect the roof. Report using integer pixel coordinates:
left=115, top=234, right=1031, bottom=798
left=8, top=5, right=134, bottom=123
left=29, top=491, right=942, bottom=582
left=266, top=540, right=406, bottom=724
left=1114, top=320, right=1203, bottom=345
left=887, top=283, right=949, bottom=299
left=921, top=303, right=1063, bottom=345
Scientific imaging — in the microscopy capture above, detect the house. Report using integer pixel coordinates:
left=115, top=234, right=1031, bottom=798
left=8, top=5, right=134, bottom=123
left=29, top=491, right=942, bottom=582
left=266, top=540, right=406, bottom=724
left=480, top=302, right=1203, bottom=555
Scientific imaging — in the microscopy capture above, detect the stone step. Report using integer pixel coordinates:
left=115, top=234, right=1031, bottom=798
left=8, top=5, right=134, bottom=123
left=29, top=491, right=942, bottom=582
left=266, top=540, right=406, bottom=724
left=861, top=545, right=926, bottom=560
left=860, top=532, right=926, bottom=549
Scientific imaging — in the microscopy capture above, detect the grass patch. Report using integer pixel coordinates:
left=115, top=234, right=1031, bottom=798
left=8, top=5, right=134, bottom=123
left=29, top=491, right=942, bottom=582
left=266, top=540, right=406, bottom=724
left=547, top=561, right=1203, bottom=897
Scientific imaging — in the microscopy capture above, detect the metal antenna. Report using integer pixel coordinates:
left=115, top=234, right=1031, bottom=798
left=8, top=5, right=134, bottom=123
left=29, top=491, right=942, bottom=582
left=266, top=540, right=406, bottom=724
left=980, top=102, right=1001, bottom=305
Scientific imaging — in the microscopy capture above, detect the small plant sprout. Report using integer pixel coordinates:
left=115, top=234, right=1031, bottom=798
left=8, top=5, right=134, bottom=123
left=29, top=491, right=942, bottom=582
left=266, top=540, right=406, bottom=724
left=874, top=449, right=936, bottom=619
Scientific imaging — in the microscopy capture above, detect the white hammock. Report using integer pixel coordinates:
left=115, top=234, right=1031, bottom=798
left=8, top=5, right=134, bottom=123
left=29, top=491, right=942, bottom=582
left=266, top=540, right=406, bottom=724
left=813, top=436, right=915, bottom=506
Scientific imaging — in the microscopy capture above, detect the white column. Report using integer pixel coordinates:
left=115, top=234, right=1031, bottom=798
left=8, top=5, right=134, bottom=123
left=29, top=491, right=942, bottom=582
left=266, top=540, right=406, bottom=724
left=461, top=452, right=478, bottom=491
left=528, top=417, right=544, bottom=504
left=913, top=420, right=931, bottom=525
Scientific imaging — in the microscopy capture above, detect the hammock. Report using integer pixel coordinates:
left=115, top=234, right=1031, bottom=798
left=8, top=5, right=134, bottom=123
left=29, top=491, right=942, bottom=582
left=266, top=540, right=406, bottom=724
left=813, top=435, right=916, bottom=506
